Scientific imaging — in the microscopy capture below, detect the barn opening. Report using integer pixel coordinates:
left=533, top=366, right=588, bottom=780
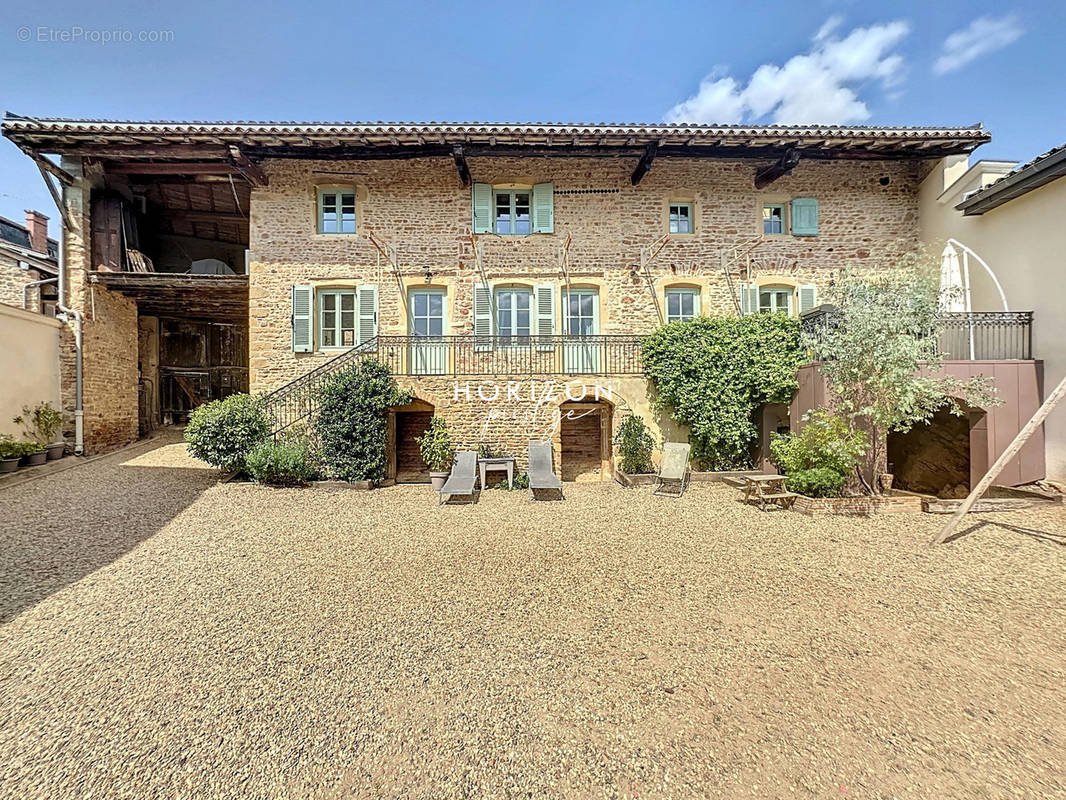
left=888, top=404, right=988, bottom=498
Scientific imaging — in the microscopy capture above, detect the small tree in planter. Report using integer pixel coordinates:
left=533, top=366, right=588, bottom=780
left=13, top=402, right=63, bottom=460
left=807, top=260, right=999, bottom=494
left=416, top=416, right=454, bottom=490
left=613, top=414, right=656, bottom=476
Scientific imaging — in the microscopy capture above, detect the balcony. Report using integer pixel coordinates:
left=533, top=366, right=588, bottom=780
left=373, top=335, right=644, bottom=377
left=801, top=308, right=1034, bottom=361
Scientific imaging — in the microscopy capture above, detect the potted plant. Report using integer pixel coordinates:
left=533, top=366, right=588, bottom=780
left=13, top=402, right=64, bottom=460
left=20, top=441, right=47, bottom=467
left=0, top=435, right=22, bottom=474
left=612, top=415, right=657, bottom=485
left=416, top=416, right=453, bottom=491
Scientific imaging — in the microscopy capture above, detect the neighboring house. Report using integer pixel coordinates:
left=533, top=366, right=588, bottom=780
left=0, top=114, right=1044, bottom=488
left=0, top=210, right=58, bottom=314
left=920, top=146, right=1066, bottom=483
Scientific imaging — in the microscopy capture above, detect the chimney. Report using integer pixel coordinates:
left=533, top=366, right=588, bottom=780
left=25, top=210, right=49, bottom=255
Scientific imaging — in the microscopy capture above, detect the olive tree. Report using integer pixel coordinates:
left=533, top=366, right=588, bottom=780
left=807, top=258, right=998, bottom=494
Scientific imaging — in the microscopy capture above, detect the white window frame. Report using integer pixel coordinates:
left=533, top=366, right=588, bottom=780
left=758, top=286, right=794, bottom=315
left=762, top=203, right=786, bottom=236
left=409, top=288, right=447, bottom=338
left=317, top=187, right=357, bottom=234
left=492, top=189, right=532, bottom=236
left=318, top=289, right=357, bottom=349
left=494, top=285, right=534, bottom=343
left=668, top=202, right=694, bottom=234
left=665, top=287, right=700, bottom=323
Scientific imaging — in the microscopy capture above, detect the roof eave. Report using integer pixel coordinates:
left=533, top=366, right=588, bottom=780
left=956, top=147, right=1066, bottom=215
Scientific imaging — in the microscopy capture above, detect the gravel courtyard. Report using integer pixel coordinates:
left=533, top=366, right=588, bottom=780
left=1, top=436, right=1064, bottom=799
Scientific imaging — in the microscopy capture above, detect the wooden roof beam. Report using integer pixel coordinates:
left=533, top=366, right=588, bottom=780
left=452, top=145, right=471, bottom=187
left=753, top=148, right=801, bottom=189
left=228, top=145, right=268, bottom=187
left=106, top=162, right=242, bottom=176
left=630, top=141, right=659, bottom=185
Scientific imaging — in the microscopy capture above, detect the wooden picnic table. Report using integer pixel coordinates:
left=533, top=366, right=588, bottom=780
left=740, top=473, right=798, bottom=510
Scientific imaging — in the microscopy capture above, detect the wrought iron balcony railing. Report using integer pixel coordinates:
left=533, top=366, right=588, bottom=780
left=262, top=334, right=644, bottom=433
left=801, top=308, right=1034, bottom=361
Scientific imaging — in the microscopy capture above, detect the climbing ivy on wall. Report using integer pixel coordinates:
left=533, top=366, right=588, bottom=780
left=641, top=314, right=804, bottom=470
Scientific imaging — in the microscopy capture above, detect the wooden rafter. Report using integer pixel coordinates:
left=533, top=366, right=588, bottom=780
left=452, top=145, right=471, bottom=187
left=754, top=148, right=801, bottom=189
left=25, top=150, right=74, bottom=185
left=34, top=162, right=73, bottom=231
left=227, top=146, right=268, bottom=187
left=630, top=141, right=659, bottom=185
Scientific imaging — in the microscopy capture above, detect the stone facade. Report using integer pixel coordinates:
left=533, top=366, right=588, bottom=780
left=248, top=154, right=921, bottom=476
left=0, top=258, right=42, bottom=312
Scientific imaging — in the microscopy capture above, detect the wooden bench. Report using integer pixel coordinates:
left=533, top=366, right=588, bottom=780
left=739, top=474, right=799, bottom=510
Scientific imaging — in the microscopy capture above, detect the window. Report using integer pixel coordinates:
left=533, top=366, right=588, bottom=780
left=319, top=290, right=356, bottom=347
left=566, top=289, right=598, bottom=336
left=318, top=189, right=356, bottom=234
left=759, top=287, right=793, bottom=315
left=669, top=203, right=693, bottom=234
left=410, top=290, right=445, bottom=337
left=762, top=203, right=785, bottom=235
left=495, top=287, right=532, bottom=341
left=665, top=287, right=699, bottom=323
left=494, top=190, right=531, bottom=235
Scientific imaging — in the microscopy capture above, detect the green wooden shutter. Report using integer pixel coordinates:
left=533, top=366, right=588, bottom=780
left=790, top=197, right=819, bottom=236
left=472, top=183, right=492, bottom=234
left=738, top=283, right=759, bottom=316
left=291, top=285, right=313, bottom=352
left=798, top=284, right=818, bottom=315
left=535, top=283, right=556, bottom=350
left=357, top=285, right=378, bottom=345
left=532, top=183, right=554, bottom=233
left=473, top=283, right=493, bottom=351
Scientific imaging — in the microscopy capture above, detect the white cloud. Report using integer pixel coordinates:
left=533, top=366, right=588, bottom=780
left=665, top=18, right=910, bottom=125
left=933, top=15, right=1024, bottom=76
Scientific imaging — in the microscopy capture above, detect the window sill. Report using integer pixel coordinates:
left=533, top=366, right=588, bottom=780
left=668, top=232, right=696, bottom=237
left=314, top=232, right=360, bottom=238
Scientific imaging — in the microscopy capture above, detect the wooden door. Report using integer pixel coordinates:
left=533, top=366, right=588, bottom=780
left=395, top=411, right=433, bottom=482
left=561, top=406, right=603, bottom=482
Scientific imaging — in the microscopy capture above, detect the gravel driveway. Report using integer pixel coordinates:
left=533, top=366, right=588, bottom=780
left=1, top=436, right=1064, bottom=798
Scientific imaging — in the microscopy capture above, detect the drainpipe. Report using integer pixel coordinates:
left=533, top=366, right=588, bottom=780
left=55, top=230, right=85, bottom=455
left=22, top=276, right=58, bottom=309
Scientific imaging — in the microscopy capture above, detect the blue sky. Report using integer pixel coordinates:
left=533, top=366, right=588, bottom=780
left=1, top=0, right=1063, bottom=226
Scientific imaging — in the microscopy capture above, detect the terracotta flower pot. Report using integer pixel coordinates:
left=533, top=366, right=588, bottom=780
left=46, top=442, right=65, bottom=460
left=429, top=471, right=449, bottom=491
left=878, top=473, right=895, bottom=492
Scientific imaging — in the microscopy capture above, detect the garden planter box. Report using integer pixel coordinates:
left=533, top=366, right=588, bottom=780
left=311, top=479, right=376, bottom=491
left=614, top=471, right=657, bottom=487
left=792, top=491, right=924, bottom=516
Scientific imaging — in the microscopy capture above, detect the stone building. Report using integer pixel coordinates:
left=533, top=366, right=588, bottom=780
left=6, top=115, right=1042, bottom=487
left=0, top=210, right=58, bottom=314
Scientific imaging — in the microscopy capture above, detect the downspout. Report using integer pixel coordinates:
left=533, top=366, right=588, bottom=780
left=22, top=276, right=57, bottom=309
left=55, top=225, right=85, bottom=455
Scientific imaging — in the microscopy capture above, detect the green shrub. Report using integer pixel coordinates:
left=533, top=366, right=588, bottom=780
left=245, top=438, right=316, bottom=486
left=785, top=467, right=847, bottom=498
left=184, top=393, right=270, bottom=471
left=769, top=409, right=866, bottom=476
left=416, top=416, right=453, bottom=472
left=13, top=402, right=62, bottom=445
left=641, top=314, right=804, bottom=470
left=489, top=472, right=529, bottom=491
left=314, top=360, right=410, bottom=482
left=613, top=414, right=655, bottom=473
left=0, top=435, right=22, bottom=459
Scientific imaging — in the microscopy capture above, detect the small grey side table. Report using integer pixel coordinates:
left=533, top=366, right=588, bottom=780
left=478, top=456, right=515, bottom=489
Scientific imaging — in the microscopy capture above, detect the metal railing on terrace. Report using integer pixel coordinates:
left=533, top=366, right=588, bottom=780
left=263, top=334, right=644, bottom=433
left=800, top=307, right=1034, bottom=361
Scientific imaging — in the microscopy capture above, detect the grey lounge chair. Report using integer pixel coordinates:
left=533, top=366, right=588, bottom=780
left=527, top=441, right=564, bottom=501
left=439, top=450, right=478, bottom=505
left=653, top=442, right=691, bottom=498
